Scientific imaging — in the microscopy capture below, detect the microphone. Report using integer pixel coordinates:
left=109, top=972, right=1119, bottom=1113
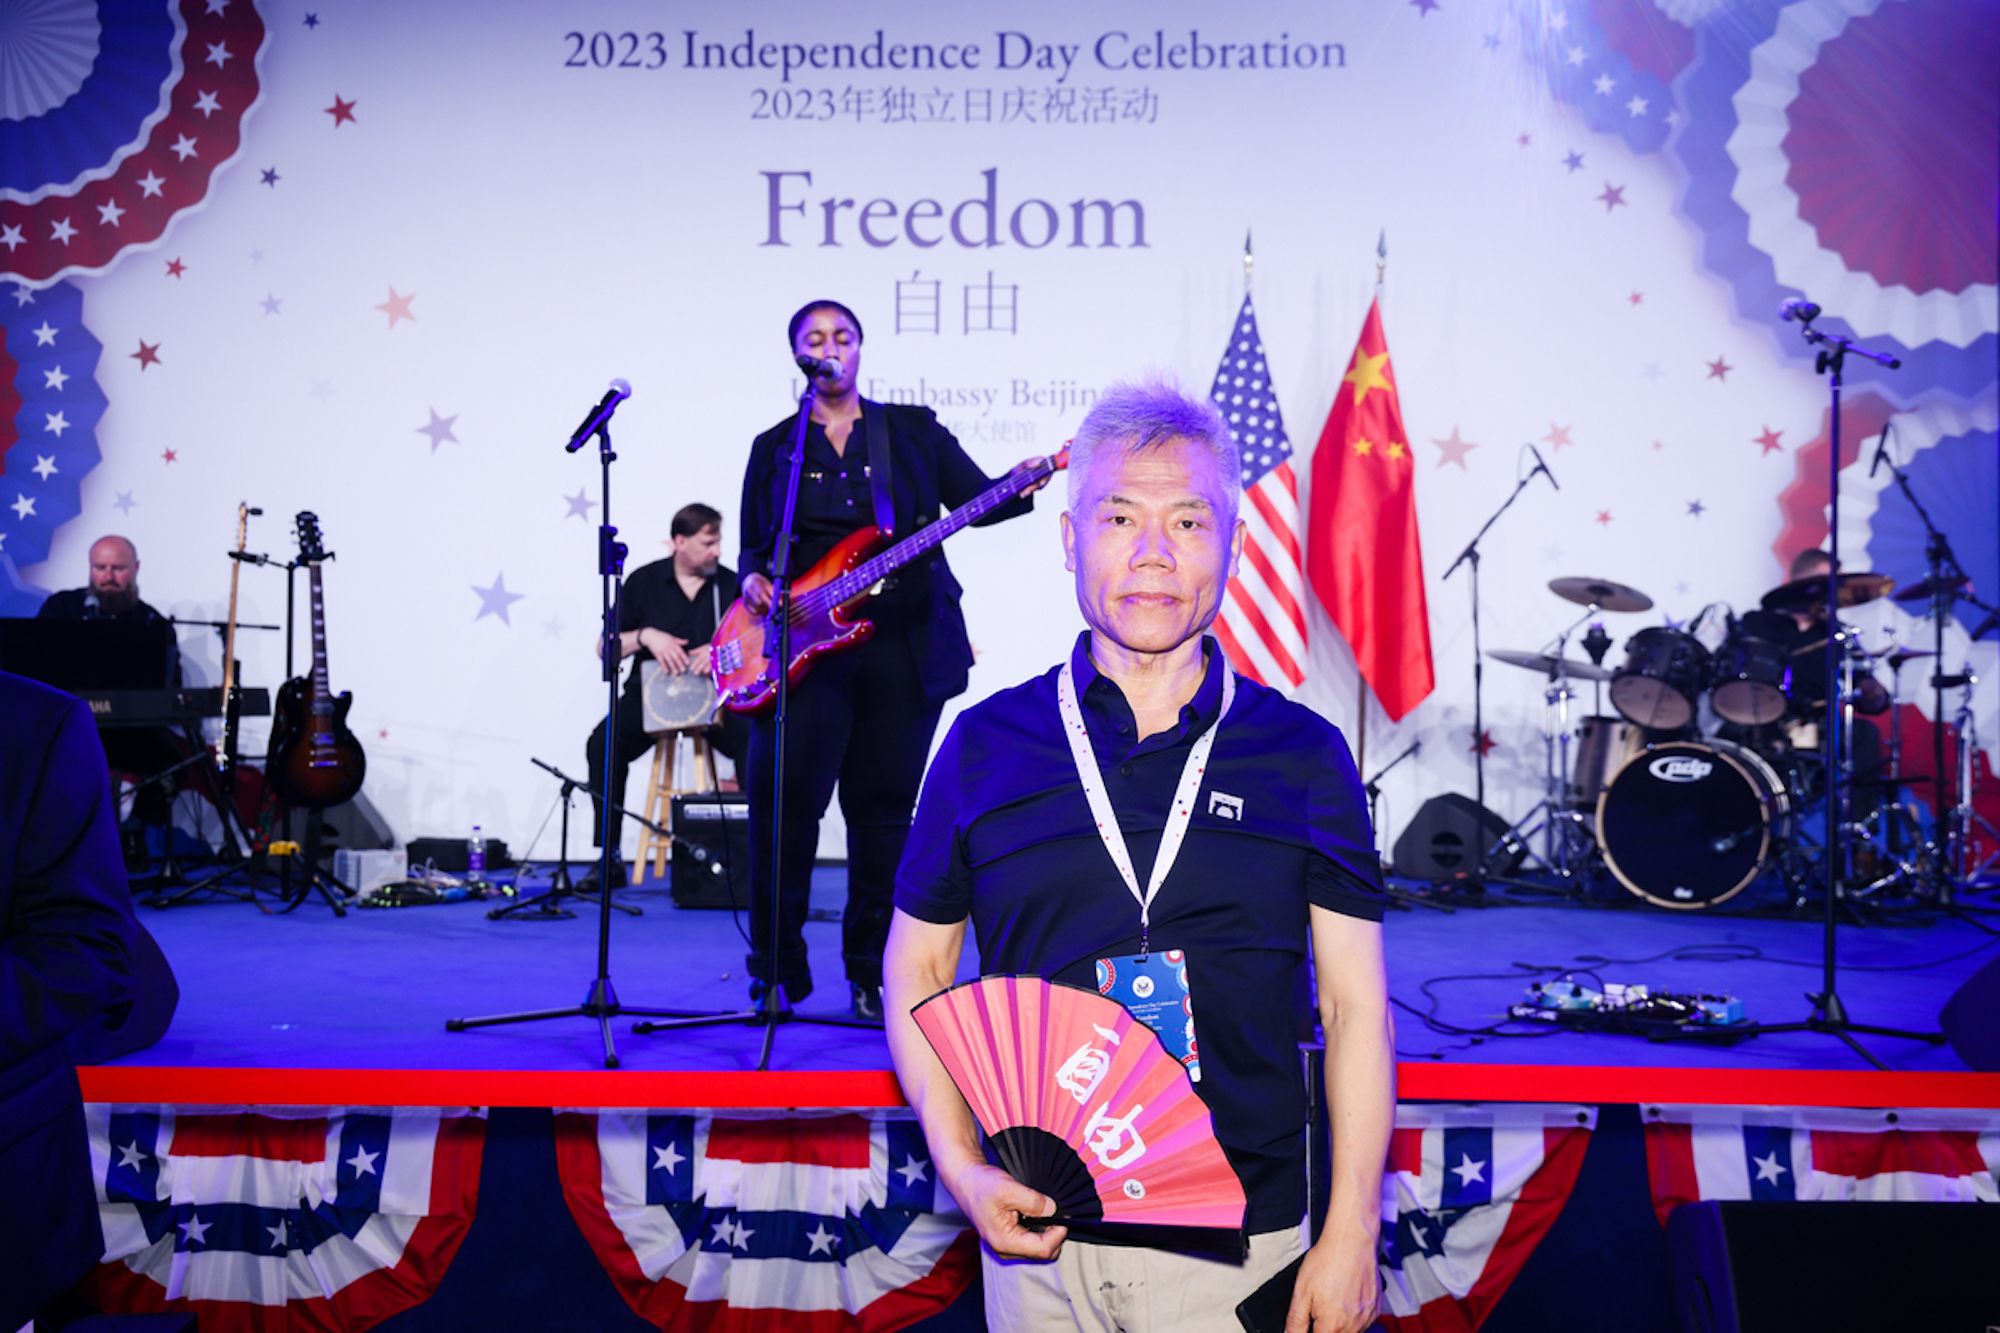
left=1869, top=423, right=1893, bottom=479
left=83, top=593, right=100, bottom=619
left=795, top=353, right=844, bottom=380
left=564, top=378, right=632, bottom=452
left=1779, top=297, right=1821, bottom=324
left=1527, top=443, right=1560, bottom=491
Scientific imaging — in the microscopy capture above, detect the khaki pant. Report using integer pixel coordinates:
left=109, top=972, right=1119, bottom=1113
left=982, top=1225, right=1307, bottom=1332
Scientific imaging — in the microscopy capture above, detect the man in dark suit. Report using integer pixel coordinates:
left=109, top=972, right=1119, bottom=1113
left=0, top=670, right=143, bottom=1326
left=735, top=299, right=1046, bottom=1018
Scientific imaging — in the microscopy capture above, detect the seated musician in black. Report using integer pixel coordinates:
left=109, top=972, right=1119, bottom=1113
left=582, top=503, right=745, bottom=887
left=36, top=536, right=184, bottom=834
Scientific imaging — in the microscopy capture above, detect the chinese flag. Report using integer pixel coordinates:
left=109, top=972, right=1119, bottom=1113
left=1306, top=297, right=1435, bottom=721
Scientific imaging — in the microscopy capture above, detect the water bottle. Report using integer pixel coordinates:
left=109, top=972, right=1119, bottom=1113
left=467, top=824, right=487, bottom=878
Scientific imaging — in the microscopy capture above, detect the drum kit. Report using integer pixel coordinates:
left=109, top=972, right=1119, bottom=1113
left=1483, top=568, right=1990, bottom=911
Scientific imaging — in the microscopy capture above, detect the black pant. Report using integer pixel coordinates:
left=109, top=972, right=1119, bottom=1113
left=744, top=627, right=941, bottom=997
left=584, top=689, right=746, bottom=848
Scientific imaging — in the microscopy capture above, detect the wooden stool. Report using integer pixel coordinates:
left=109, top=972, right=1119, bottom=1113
left=633, top=729, right=717, bottom=885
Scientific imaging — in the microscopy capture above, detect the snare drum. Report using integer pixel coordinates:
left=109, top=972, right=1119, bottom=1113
left=1596, top=739, right=1790, bottom=909
left=1609, top=627, right=1710, bottom=731
left=1710, top=610, right=1795, bottom=726
left=1569, top=716, right=1645, bottom=809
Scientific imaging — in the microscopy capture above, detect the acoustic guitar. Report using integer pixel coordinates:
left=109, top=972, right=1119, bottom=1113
left=267, top=512, right=367, bottom=808
left=711, top=449, right=1067, bottom=713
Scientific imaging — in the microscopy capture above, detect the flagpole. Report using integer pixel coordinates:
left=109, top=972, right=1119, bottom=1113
left=1353, top=231, right=1386, bottom=775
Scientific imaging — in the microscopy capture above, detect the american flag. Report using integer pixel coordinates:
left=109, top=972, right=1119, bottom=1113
left=1207, top=293, right=1308, bottom=689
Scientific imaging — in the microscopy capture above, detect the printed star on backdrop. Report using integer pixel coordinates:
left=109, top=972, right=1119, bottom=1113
left=1651, top=440, right=1664, bottom=451
left=1626, top=95, right=1649, bottom=117
left=806, top=1223, right=839, bottom=1255
left=1707, top=356, right=1732, bottom=381
left=1548, top=11, right=1569, bottom=33
left=1433, top=427, right=1478, bottom=470
left=115, top=1141, right=148, bottom=1169
left=44, top=410, right=69, bottom=436
left=96, top=199, right=125, bottom=227
left=137, top=170, right=165, bottom=197
left=1640, top=361, right=1663, bottom=382
left=416, top=409, right=459, bottom=451
left=1450, top=1153, right=1487, bottom=1187
left=376, top=287, right=416, bottom=327
left=1628, top=291, right=1643, bottom=306
left=563, top=487, right=596, bottom=519
left=132, top=340, right=161, bottom=370
left=162, top=448, right=178, bottom=464
left=1755, top=425, right=1783, bottom=454
left=472, top=573, right=525, bottom=625
left=1470, top=730, right=1497, bottom=758
left=1343, top=348, right=1393, bottom=408
left=205, top=40, right=231, bottom=67
left=895, top=1154, right=931, bottom=1186
left=710, top=1218, right=734, bottom=1246
left=43, top=366, right=66, bottom=389
left=1562, top=150, right=1584, bottom=172
left=260, top=294, right=282, bottom=315
left=1565, top=45, right=1585, bottom=66
left=1593, top=73, right=1614, bottom=95
left=1675, top=580, right=1691, bottom=594
left=1411, top=0, right=1439, bottom=15
left=114, top=491, right=137, bottom=514
left=1542, top=543, right=1565, bottom=563
left=32, top=455, right=56, bottom=480
left=50, top=217, right=76, bottom=244
left=180, top=1213, right=212, bottom=1246
left=345, top=1145, right=380, bottom=1178
left=541, top=615, right=564, bottom=639
left=0, top=224, right=23, bottom=251
left=652, top=1142, right=686, bottom=1174
left=7, top=283, right=30, bottom=304
left=304, top=12, right=320, bottom=27
left=1482, top=33, right=1500, bottom=50
left=1687, top=499, right=1705, bottom=516
left=308, top=378, right=336, bottom=403
left=10, top=494, right=34, bottom=520
left=730, top=1219, right=755, bottom=1251
left=1596, top=509, right=1613, bottom=525
left=194, top=89, right=222, bottom=117
left=249, top=247, right=263, bottom=262
left=326, top=94, right=357, bottom=127
left=1752, top=1152, right=1788, bottom=1185
left=170, top=134, right=197, bottom=161
left=260, top=167, right=280, bottom=186
left=1544, top=423, right=1573, bottom=449
left=1516, top=132, right=1531, bottom=147
left=1597, top=183, right=1626, bottom=212
left=33, top=321, right=57, bottom=346
left=166, top=257, right=185, bottom=278
left=267, top=1220, right=288, bottom=1251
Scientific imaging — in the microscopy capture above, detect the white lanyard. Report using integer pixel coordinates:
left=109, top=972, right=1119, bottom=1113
left=1055, top=648, right=1234, bottom=958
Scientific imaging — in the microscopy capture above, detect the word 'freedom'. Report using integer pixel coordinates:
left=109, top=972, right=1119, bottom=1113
left=762, top=169, right=1146, bottom=250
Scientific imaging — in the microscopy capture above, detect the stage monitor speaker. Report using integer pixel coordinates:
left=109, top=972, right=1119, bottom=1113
left=1391, top=793, right=1520, bottom=880
left=1940, top=952, right=2000, bottom=1071
left=671, top=793, right=750, bottom=909
left=1667, top=1200, right=1996, bottom=1333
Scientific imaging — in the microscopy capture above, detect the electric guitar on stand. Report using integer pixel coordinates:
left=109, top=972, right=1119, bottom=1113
left=711, top=449, right=1067, bottom=713
left=268, top=511, right=367, bottom=809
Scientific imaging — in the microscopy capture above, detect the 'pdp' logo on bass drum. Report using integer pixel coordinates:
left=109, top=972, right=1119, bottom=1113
left=1649, top=755, right=1715, bottom=783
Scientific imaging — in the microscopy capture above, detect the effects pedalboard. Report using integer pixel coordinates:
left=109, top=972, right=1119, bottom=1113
left=1509, top=980, right=1750, bottom=1042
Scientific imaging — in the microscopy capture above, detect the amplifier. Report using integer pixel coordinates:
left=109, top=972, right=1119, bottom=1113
left=671, top=793, right=751, bottom=909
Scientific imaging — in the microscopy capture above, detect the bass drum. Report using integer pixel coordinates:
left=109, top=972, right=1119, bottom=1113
left=1596, top=740, right=1790, bottom=909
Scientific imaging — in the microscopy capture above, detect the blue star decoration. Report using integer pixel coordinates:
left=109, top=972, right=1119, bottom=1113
left=417, top=409, right=459, bottom=451
left=304, top=12, right=320, bottom=27
left=1687, top=499, right=1705, bottom=517
left=260, top=167, right=280, bottom=186
left=472, top=573, right=524, bottom=625
left=1563, top=150, right=1584, bottom=172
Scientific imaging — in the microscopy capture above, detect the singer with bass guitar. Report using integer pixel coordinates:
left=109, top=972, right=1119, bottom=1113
left=729, top=298, right=1050, bottom=1020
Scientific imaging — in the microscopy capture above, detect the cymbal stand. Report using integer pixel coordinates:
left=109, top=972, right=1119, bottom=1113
left=1852, top=646, right=1927, bottom=901
left=1942, top=672, right=1998, bottom=890
left=1487, top=605, right=1599, bottom=888
left=1364, top=741, right=1451, bottom=912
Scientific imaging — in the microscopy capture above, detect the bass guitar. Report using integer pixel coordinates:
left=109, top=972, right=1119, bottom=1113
left=712, top=449, right=1066, bottom=713
left=267, top=511, right=367, bottom=808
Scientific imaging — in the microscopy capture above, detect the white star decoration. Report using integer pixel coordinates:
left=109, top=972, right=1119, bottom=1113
left=116, top=1141, right=148, bottom=1169
left=1626, top=94, right=1650, bottom=117
left=806, top=1222, right=839, bottom=1255
left=172, top=134, right=199, bottom=161
left=346, top=1144, right=381, bottom=1177
left=45, top=410, right=70, bottom=436
left=0, top=224, right=24, bottom=251
left=33, top=455, right=57, bottom=480
left=894, top=1154, right=930, bottom=1187
left=138, top=171, right=166, bottom=198
left=268, top=1220, right=288, bottom=1250
left=33, top=322, right=57, bottom=346
left=1752, top=1151, right=1787, bottom=1185
left=194, top=89, right=222, bottom=117
left=206, top=41, right=232, bottom=67
left=1593, top=73, right=1615, bottom=96
left=1450, top=1152, right=1487, bottom=1188
left=472, top=573, right=525, bottom=624
left=180, top=1213, right=212, bottom=1246
left=12, top=494, right=36, bottom=520
left=730, top=1219, right=755, bottom=1251
left=652, top=1142, right=685, bottom=1175
left=8, top=285, right=31, bottom=305
left=44, top=365, right=69, bottom=390
left=711, top=1217, right=735, bottom=1246
left=50, top=218, right=76, bottom=244
left=97, top=199, right=126, bottom=226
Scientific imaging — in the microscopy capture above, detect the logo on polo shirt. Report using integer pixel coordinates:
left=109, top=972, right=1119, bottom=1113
left=1207, top=791, right=1245, bottom=821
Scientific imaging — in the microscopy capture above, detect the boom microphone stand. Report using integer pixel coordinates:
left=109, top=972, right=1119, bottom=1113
left=446, top=384, right=691, bottom=1067
left=632, top=368, right=879, bottom=1068
left=1728, top=302, right=1943, bottom=1069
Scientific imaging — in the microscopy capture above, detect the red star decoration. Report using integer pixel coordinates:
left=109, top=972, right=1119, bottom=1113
left=375, top=286, right=416, bottom=328
left=132, top=340, right=161, bottom=370
left=1706, top=356, right=1732, bottom=381
left=1517, top=132, right=1532, bottom=147
left=165, top=257, right=186, bottom=279
left=326, top=94, right=357, bottom=127
left=161, top=448, right=178, bottom=464
left=1470, top=729, right=1498, bottom=758
left=1652, top=440, right=1665, bottom=451
left=1596, top=509, right=1613, bottom=525
left=1628, top=291, right=1643, bottom=306
left=1544, top=423, right=1574, bottom=449
left=1755, top=425, right=1784, bottom=454
left=1597, top=183, right=1627, bottom=211
left=378, top=728, right=390, bottom=740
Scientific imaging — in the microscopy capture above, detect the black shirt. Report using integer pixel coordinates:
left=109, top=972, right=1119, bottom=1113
left=616, top=558, right=739, bottom=697
left=37, top=589, right=165, bottom=623
left=896, top=633, right=1386, bottom=1235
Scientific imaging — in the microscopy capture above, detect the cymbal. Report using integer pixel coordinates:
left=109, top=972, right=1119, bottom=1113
left=1488, top=648, right=1616, bottom=682
left=1760, top=571, right=1893, bottom=613
left=1548, top=576, right=1653, bottom=613
left=1891, top=572, right=1970, bottom=604
left=1884, top=649, right=1937, bottom=670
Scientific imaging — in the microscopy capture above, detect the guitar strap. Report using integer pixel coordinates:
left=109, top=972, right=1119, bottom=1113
left=862, top=399, right=897, bottom=537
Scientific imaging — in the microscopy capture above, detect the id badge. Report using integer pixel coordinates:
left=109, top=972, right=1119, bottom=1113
left=1094, top=949, right=1200, bottom=1082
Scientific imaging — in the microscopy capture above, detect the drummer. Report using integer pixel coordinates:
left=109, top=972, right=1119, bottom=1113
left=581, top=502, right=747, bottom=888
left=1756, top=549, right=1888, bottom=782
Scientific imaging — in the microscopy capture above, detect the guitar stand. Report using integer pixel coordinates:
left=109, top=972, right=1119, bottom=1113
left=137, top=742, right=262, bottom=909
left=275, top=809, right=351, bottom=916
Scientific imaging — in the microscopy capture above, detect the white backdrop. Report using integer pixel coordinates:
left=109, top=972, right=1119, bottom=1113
left=6, top=0, right=1995, bottom=861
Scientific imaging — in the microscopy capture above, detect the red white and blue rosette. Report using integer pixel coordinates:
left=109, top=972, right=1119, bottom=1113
left=1669, top=0, right=1997, bottom=404
left=1, top=0, right=266, bottom=288
left=1514, top=0, right=1701, bottom=156
left=1, top=281, right=106, bottom=612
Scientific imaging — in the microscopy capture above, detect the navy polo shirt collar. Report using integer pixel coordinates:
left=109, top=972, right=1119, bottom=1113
left=1068, top=631, right=1227, bottom=760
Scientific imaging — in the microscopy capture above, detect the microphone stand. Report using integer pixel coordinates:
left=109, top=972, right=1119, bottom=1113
left=632, top=375, right=879, bottom=1068
left=446, top=416, right=692, bottom=1067
left=1365, top=741, right=1451, bottom=913
left=1724, top=313, right=1943, bottom=1068
left=1440, top=458, right=1549, bottom=878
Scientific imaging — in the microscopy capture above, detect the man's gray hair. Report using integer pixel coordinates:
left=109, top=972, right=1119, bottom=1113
left=1066, top=376, right=1241, bottom=519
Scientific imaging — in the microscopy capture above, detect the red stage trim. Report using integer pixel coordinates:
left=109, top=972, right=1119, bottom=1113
left=77, top=1063, right=2000, bottom=1110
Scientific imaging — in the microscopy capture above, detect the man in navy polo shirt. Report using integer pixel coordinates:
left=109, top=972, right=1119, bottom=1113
left=884, top=378, right=1392, bottom=1332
